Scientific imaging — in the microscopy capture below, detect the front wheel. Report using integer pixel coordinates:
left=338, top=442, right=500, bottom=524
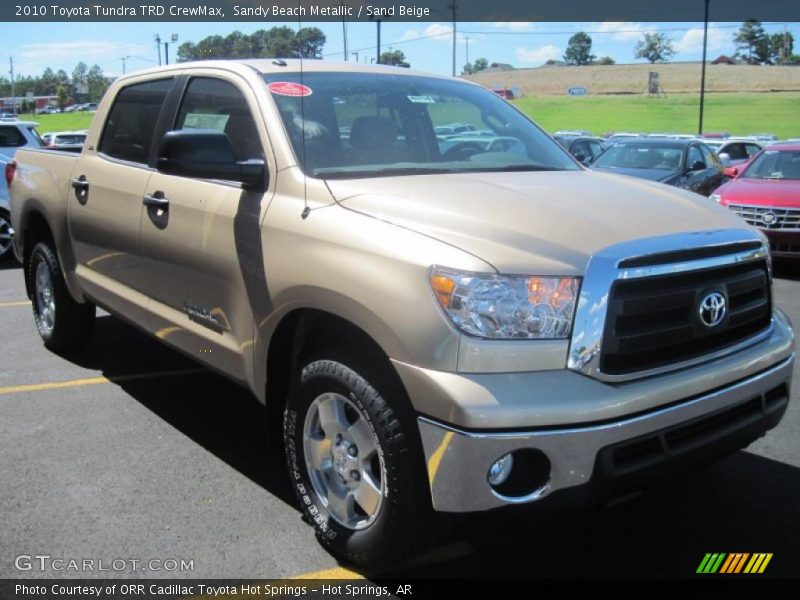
left=284, top=358, right=429, bottom=568
left=28, top=241, right=95, bottom=353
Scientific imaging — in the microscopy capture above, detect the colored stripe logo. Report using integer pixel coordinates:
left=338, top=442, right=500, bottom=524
left=697, top=553, right=773, bottom=574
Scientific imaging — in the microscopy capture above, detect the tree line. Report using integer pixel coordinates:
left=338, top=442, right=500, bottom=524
left=177, top=27, right=327, bottom=61
left=561, top=20, right=796, bottom=66
left=0, top=62, right=110, bottom=109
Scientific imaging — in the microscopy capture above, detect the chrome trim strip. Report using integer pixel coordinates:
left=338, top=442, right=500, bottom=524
left=419, top=353, right=794, bottom=512
left=567, top=229, right=768, bottom=382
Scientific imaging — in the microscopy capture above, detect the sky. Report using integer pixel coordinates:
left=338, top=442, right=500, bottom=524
left=1, top=20, right=798, bottom=79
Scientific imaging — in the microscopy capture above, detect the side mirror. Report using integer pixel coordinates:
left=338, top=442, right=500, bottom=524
left=718, top=152, right=730, bottom=162
left=688, top=160, right=707, bottom=172
left=723, top=166, right=739, bottom=178
left=157, top=129, right=266, bottom=190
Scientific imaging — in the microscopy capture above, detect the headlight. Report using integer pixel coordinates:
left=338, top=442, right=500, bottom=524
left=429, top=266, right=580, bottom=339
left=710, top=193, right=722, bottom=203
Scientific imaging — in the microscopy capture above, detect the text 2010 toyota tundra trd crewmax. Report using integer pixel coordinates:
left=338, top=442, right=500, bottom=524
left=6, top=60, right=795, bottom=567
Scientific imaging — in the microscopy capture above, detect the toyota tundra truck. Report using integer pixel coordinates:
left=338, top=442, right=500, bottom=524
left=6, top=60, right=795, bottom=567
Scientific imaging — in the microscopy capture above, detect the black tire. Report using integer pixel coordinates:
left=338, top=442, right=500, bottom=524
left=284, top=356, right=430, bottom=569
left=0, top=209, right=13, bottom=262
left=28, top=241, right=95, bottom=353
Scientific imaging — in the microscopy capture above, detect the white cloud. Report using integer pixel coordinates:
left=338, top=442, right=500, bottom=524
left=597, top=22, right=654, bottom=41
left=515, top=45, right=561, bottom=64
left=398, top=22, right=472, bottom=44
left=18, top=40, right=147, bottom=62
left=492, top=22, right=536, bottom=31
left=674, top=27, right=727, bottom=55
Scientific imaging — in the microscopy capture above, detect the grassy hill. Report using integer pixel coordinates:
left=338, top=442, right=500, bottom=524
left=467, top=62, right=800, bottom=95
left=514, top=92, right=800, bottom=138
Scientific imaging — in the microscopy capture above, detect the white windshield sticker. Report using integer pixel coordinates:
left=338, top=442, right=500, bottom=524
left=407, top=95, right=435, bottom=104
left=183, top=113, right=230, bottom=132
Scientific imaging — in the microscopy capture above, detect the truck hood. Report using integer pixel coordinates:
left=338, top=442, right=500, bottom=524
left=326, top=170, right=750, bottom=274
left=719, top=177, right=800, bottom=208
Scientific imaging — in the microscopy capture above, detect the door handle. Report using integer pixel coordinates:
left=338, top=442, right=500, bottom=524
left=71, top=176, right=89, bottom=203
left=143, top=193, right=169, bottom=209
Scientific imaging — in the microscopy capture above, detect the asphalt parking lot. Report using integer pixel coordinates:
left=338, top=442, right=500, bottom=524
left=0, top=258, right=798, bottom=580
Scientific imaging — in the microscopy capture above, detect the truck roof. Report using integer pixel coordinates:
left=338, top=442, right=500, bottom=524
left=114, top=58, right=458, bottom=84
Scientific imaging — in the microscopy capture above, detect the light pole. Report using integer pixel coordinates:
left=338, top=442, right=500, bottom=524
left=164, top=33, right=179, bottom=66
left=155, top=34, right=162, bottom=66
left=448, top=2, right=457, bottom=77
left=340, top=1, right=348, bottom=60
left=698, top=0, right=709, bottom=135
left=352, top=51, right=359, bottom=63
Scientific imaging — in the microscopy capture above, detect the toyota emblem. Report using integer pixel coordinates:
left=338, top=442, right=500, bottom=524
left=699, top=292, right=727, bottom=328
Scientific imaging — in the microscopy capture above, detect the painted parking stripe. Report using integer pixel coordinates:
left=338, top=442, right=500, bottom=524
left=0, top=300, right=30, bottom=307
left=288, top=566, right=363, bottom=579
left=0, top=368, right=207, bottom=396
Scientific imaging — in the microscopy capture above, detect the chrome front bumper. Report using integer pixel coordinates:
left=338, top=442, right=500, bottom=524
left=419, top=353, right=794, bottom=512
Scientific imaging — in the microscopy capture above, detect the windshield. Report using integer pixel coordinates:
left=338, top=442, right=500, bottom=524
left=263, top=72, right=578, bottom=178
left=742, top=149, right=800, bottom=180
left=591, top=142, right=684, bottom=171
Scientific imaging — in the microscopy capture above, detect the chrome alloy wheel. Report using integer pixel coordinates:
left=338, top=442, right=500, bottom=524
left=0, top=213, right=12, bottom=258
left=34, top=260, right=56, bottom=335
left=303, top=392, right=385, bottom=530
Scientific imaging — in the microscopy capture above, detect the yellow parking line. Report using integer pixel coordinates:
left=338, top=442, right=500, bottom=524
left=0, top=300, right=30, bottom=307
left=288, top=566, right=363, bottom=579
left=427, top=431, right=454, bottom=488
left=0, top=368, right=207, bottom=396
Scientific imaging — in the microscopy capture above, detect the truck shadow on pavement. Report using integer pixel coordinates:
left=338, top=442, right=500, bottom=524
left=62, top=314, right=800, bottom=579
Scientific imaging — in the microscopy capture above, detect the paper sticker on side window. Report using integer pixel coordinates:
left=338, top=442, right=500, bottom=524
left=183, top=113, right=230, bottom=132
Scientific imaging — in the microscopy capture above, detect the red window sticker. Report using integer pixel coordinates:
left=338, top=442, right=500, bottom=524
left=268, top=82, right=313, bottom=97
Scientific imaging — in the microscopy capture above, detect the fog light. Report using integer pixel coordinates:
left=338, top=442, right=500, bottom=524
left=487, top=453, right=514, bottom=486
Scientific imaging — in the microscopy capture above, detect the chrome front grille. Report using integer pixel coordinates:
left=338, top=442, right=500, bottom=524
left=727, top=203, right=800, bottom=230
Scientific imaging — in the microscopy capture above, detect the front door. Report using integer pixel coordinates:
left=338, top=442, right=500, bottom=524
left=138, top=74, right=270, bottom=381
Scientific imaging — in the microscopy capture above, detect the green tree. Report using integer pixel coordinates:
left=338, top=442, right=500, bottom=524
left=596, top=56, right=616, bottom=65
left=379, top=50, right=410, bottom=67
left=56, top=85, right=69, bottom=111
left=564, top=32, right=595, bottom=66
left=72, top=62, right=88, bottom=86
left=634, top=32, right=675, bottom=63
left=177, top=41, right=198, bottom=62
left=734, top=19, right=767, bottom=64
left=295, top=27, right=326, bottom=58
left=769, top=31, right=794, bottom=64
left=40, top=68, right=58, bottom=95
left=86, top=64, right=109, bottom=102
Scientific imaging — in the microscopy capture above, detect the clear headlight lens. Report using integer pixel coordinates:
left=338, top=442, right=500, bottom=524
left=710, top=193, right=722, bottom=203
left=429, top=267, right=580, bottom=339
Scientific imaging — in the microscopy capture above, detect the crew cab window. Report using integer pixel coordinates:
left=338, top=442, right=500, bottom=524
left=0, top=126, right=26, bottom=147
left=99, top=78, right=173, bottom=164
left=175, top=77, right=263, bottom=161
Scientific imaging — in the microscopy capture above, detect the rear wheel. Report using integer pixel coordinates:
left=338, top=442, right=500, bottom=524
left=284, top=356, right=429, bottom=568
left=28, top=241, right=95, bottom=353
left=0, top=209, right=13, bottom=261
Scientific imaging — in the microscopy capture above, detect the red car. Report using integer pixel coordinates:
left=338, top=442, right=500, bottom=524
left=712, top=143, right=800, bottom=260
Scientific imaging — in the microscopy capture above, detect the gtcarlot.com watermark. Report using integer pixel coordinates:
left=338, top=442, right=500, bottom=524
left=14, top=554, right=194, bottom=573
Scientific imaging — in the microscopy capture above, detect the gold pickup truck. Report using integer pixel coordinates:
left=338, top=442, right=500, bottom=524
left=7, top=60, right=795, bottom=567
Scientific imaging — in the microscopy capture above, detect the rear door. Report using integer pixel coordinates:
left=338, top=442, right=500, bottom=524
left=138, top=74, right=271, bottom=381
left=68, top=78, right=174, bottom=319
